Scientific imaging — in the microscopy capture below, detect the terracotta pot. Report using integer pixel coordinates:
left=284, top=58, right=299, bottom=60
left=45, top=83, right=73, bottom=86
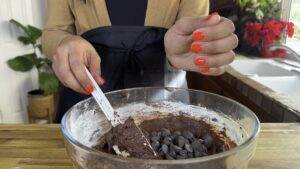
left=27, top=90, right=54, bottom=120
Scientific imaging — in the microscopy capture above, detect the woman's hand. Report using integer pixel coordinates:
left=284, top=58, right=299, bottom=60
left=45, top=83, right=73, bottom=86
left=164, top=13, right=238, bottom=75
left=52, top=36, right=104, bottom=94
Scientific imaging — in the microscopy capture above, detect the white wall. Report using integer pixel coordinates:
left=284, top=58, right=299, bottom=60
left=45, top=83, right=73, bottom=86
left=0, top=0, right=46, bottom=123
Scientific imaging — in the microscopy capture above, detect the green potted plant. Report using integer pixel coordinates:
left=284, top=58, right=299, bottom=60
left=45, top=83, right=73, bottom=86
left=7, top=19, right=59, bottom=121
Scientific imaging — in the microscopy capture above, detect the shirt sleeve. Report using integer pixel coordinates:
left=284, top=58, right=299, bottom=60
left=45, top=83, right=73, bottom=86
left=41, top=0, right=76, bottom=59
left=176, top=0, right=209, bottom=19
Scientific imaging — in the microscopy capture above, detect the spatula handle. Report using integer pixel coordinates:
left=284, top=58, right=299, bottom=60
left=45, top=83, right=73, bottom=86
left=85, top=67, right=120, bottom=126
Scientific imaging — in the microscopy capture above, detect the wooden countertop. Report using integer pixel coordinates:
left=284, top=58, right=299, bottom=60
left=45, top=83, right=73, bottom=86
left=1, top=123, right=300, bottom=169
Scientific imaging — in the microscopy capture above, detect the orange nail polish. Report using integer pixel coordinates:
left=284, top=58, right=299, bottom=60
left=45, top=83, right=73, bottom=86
left=200, top=67, right=210, bottom=74
left=195, top=58, right=206, bottom=66
left=191, top=43, right=203, bottom=53
left=193, top=31, right=205, bottom=41
left=84, top=84, right=94, bottom=94
left=206, top=12, right=218, bottom=20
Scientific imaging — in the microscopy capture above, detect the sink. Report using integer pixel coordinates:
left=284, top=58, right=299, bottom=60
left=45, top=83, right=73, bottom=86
left=250, top=76, right=300, bottom=94
left=230, top=60, right=296, bottom=76
left=230, top=59, right=300, bottom=94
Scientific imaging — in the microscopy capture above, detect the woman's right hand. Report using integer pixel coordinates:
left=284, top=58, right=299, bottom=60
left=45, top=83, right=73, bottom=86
left=52, top=35, right=104, bottom=95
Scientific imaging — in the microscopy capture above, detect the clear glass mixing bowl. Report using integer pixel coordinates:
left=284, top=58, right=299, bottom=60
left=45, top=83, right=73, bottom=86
left=61, top=87, right=260, bottom=169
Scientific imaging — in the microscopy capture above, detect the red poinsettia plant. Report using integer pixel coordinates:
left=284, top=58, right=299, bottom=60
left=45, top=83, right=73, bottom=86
left=244, top=20, right=295, bottom=58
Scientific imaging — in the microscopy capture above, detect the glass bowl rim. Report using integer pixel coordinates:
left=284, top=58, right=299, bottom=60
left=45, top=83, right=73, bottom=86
left=61, top=87, right=260, bottom=165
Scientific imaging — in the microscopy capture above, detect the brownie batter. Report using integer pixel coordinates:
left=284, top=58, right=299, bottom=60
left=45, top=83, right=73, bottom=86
left=95, top=115, right=236, bottom=159
left=97, top=117, right=157, bottom=159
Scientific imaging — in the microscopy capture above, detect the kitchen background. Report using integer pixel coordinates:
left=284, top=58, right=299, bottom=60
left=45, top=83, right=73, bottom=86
left=0, top=0, right=46, bottom=123
left=0, top=0, right=299, bottom=123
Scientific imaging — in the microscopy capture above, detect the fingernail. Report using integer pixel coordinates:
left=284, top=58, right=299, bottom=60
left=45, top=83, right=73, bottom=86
left=206, top=12, right=218, bottom=20
left=84, top=84, right=94, bottom=94
left=191, top=43, right=203, bottom=53
left=100, top=77, right=106, bottom=85
left=96, top=76, right=105, bottom=85
left=195, top=58, right=206, bottom=66
left=193, top=31, right=205, bottom=41
left=200, top=67, right=210, bottom=74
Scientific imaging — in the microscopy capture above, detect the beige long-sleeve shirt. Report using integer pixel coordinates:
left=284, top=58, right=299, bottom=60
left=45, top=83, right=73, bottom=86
left=42, top=0, right=209, bottom=58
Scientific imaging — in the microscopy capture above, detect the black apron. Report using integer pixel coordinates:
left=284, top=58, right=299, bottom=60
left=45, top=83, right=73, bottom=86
left=56, top=26, right=167, bottom=122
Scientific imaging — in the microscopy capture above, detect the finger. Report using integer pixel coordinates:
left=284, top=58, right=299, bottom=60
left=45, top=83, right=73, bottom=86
left=88, top=51, right=104, bottom=85
left=192, top=17, right=235, bottom=42
left=52, top=55, right=87, bottom=94
left=199, top=66, right=226, bottom=76
left=53, top=49, right=70, bottom=87
left=194, top=51, right=235, bottom=68
left=191, top=34, right=238, bottom=54
left=52, top=59, right=65, bottom=86
left=168, top=52, right=199, bottom=72
left=57, top=65, right=87, bottom=94
left=68, top=49, right=94, bottom=93
left=174, top=13, right=221, bottom=35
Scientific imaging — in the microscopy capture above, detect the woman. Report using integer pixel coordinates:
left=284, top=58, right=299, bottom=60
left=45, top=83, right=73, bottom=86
left=42, top=0, right=238, bottom=122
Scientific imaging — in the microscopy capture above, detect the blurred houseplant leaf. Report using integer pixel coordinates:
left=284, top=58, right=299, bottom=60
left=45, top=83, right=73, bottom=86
left=9, top=19, right=29, bottom=35
left=39, top=72, right=59, bottom=96
left=7, top=19, right=59, bottom=95
left=27, top=25, right=42, bottom=45
left=10, top=19, right=42, bottom=45
left=18, top=36, right=31, bottom=45
left=7, top=55, right=34, bottom=72
left=36, top=44, right=43, bottom=52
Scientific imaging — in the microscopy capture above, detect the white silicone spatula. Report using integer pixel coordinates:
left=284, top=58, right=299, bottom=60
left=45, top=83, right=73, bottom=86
left=85, top=67, right=157, bottom=158
left=85, top=67, right=121, bottom=127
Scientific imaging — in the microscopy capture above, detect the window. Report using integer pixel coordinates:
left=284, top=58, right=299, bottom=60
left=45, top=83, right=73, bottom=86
left=286, top=0, right=300, bottom=53
left=289, top=0, right=300, bottom=37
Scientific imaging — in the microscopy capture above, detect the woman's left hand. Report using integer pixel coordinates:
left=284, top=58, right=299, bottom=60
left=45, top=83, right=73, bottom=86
left=164, top=13, right=238, bottom=75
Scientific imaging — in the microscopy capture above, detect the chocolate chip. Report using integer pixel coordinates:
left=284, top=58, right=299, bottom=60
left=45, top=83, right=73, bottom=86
left=151, top=131, right=161, bottom=137
left=176, top=155, right=186, bottom=159
left=170, top=134, right=177, bottom=141
left=170, top=143, right=182, bottom=153
left=161, top=144, right=169, bottom=154
left=191, top=140, right=201, bottom=150
left=200, top=144, right=207, bottom=153
left=158, top=150, right=165, bottom=156
left=184, top=143, right=193, bottom=153
left=187, top=151, right=194, bottom=158
left=163, top=137, right=172, bottom=145
left=161, top=128, right=171, bottom=137
left=182, top=131, right=194, bottom=140
left=203, top=134, right=213, bottom=148
left=217, top=144, right=226, bottom=152
left=165, top=153, right=174, bottom=160
left=179, top=150, right=187, bottom=157
left=151, top=136, right=160, bottom=142
left=174, top=131, right=181, bottom=136
left=169, top=149, right=176, bottom=158
left=198, top=138, right=204, bottom=143
left=194, top=150, right=202, bottom=157
left=189, top=137, right=197, bottom=143
left=201, top=152, right=208, bottom=156
left=191, top=140, right=207, bottom=153
left=151, top=140, right=160, bottom=151
left=212, top=118, right=218, bottom=122
left=177, top=136, right=188, bottom=148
